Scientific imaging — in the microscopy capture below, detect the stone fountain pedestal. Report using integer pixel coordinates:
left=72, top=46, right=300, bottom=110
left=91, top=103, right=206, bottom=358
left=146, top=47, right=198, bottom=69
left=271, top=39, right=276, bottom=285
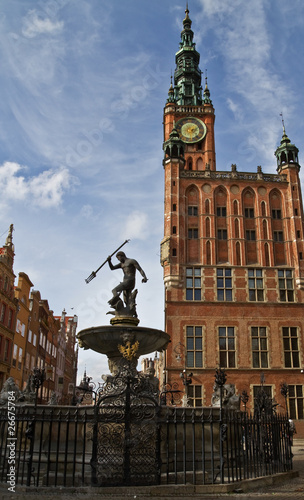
left=77, top=316, right=170, bottom=486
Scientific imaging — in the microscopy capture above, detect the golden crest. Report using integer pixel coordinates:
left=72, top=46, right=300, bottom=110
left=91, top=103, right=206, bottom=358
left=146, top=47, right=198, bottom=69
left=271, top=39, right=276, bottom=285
left=118, top=340, right=139, bottom=361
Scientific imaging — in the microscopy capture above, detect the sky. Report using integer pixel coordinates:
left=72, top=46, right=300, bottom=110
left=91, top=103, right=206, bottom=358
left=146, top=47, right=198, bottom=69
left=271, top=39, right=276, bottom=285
left=0, top=0, right=304, bottom=385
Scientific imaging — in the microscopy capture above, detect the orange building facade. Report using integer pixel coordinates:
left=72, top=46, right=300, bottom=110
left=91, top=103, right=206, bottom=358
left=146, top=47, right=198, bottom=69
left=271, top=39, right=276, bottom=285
left=161, top=8, right=304, bottom=435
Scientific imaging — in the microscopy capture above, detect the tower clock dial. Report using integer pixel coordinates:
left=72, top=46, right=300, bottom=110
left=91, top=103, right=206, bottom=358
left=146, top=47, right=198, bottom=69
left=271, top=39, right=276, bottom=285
left=175, top=117, right=206, bottom=143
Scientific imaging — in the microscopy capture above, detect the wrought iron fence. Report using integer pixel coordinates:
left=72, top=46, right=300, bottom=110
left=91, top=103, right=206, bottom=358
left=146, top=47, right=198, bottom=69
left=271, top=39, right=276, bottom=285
left=0, top=404, right=292, bottom=488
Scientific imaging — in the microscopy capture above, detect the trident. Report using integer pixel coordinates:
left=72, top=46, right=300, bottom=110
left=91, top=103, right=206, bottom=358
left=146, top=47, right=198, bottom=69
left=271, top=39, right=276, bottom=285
left=85, top=239, right=130, bottom=284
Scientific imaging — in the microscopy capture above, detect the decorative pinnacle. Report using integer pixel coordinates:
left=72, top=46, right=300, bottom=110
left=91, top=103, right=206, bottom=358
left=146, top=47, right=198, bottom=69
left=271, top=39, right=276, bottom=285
left=5, top=224, right=14, bottom=248
left=183, top=2, right=192, bottom=28
left=280, top=112, right=286, bottom=135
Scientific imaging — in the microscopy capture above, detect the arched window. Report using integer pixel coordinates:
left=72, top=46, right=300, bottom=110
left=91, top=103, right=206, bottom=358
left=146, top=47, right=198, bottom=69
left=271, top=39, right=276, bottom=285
left=205, top=199, right=210, bottom=214
left=236, top=241, right=241, bottom=266
left=206, top=241, right=211, bottom=265
left=206, top=217, right=210, bottom=237
left=234, top=219, right=239, bottom=238
left=264, top=243, right=270, bottom=267
left=233, top=200, right=238, bottom=215
left=261, top=201, right=266, bottom=216
left=263, top=219, right=267, bottom=239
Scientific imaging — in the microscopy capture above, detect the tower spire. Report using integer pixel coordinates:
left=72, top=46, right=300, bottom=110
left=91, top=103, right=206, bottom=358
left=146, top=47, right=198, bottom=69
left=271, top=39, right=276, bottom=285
left=173, top=4, right=202, bottom=105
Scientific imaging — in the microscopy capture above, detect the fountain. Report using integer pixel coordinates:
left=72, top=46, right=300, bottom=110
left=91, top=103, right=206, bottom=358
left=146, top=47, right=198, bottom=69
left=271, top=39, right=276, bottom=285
left=76, top=246, right=170, bottom=486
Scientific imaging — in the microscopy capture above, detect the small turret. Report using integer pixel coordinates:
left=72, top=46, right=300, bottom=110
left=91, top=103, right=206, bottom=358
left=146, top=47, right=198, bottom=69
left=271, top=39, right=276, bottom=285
left=275, top=117, right=299, bottom=173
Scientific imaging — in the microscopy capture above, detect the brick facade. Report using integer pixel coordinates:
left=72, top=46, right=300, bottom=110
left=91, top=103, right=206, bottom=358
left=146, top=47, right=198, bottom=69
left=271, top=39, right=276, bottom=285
left=161, top=8, right=304, bottom=437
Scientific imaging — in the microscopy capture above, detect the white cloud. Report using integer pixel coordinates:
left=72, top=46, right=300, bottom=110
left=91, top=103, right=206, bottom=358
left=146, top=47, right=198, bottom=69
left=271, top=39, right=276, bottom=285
left=122, top=211, right=149, bottom=241
left=0, top=162, right=78, bottom=208
left=22, top=10, right=64, bottom=38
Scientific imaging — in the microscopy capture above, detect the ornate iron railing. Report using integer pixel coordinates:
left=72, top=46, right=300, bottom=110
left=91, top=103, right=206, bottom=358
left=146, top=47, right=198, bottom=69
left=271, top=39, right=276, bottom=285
left=0, top=404, right=292, bottom=488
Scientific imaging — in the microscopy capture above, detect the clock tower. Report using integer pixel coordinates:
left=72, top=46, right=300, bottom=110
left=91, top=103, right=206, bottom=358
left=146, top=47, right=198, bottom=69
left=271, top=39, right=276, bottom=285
left=161, top=7, right=304, bottom=435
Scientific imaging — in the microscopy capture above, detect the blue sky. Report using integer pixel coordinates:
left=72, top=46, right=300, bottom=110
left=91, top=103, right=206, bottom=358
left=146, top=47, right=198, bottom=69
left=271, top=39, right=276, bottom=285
left=0, top=0, right=304, bottom=383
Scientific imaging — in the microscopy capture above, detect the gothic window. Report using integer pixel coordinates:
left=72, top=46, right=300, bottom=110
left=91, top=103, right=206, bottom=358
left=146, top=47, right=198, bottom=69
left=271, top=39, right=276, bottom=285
left=278, top=270, right=294, bottom=302
left=236, top=242, right=241, bottom=265
left=263, top=220, right=268, bottom=239
left=261, top=201, right=266, bottom=216
left=219, top=327, right=236, bottom=368
left=217, top=207, right=227, bottom=217
left=245, top=208, right=254, bottom=218
left=283, top=327, right=300, bottom=368
left=205, top=199, right=210, bottom=214
left=188, top=385, right=203, bottom=407
left=217, top=268, right=232, bottom=301
left=248, top=269, right=264, bottom=301
left=188, top=206, right=198, bottom=216
left=251, top=327, right=268, bottom=368
left=234, top=219, right=239, bottom=238
left=272, top=209, right=282, bottom=219
left=186, top=326, right=203, bottom=368
left=264, top=243, right=270, bottom=267
left=206, top=217, right=210, bottom=237
left=186, top=268, right=201, bottom=300
left=233, top=200, right=238, bottom=215
left=206, top=241, right=211, bottom=265
left=288, top=385, right=304, bottom=420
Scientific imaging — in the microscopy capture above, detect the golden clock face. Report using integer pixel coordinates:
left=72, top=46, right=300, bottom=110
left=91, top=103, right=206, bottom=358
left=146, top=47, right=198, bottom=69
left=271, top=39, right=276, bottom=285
left=175, top=117, right=206, bottom=143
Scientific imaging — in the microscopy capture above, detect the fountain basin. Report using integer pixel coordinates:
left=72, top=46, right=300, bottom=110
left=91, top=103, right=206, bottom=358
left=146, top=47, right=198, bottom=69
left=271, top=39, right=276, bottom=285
left=77, top=324, right=170, bottom=359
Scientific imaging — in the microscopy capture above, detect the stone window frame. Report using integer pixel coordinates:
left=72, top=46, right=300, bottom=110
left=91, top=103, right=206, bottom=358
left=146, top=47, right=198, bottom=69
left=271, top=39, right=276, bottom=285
left=186, top=267, right=202, bottom=301
left=186, top=326, right=203, bottom=368
left=282, top=327, right=300, bottom=368
left=288, top=385, right=304, bottom=420
left=248, top=268, right=264, bottom=302
left=251, top=326, right=268, bottom=368
left=218, top=326, right=236, bottom=368
left=278, top=269, right=294, bottom=302
left=188, top=384, right=203, bottom=407
left=217, top=268, right=232, bottom=301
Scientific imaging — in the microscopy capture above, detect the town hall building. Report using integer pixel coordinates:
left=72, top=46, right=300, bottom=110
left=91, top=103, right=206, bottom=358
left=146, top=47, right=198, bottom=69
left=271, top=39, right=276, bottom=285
left=160, top=7, right=304, bottom=436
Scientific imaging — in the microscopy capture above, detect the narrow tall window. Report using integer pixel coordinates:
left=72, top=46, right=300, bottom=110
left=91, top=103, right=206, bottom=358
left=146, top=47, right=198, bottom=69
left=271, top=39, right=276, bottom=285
left=186, top=268, right=201, bottom=301
left=251, top=327, right=268, bottom=368
left=283, top=327, right=300, bottom=368
left=219, top=326, right=235, bottom=368
left=278, top=270, right=294, bottom=302
left=12, top=344, right=17, bottom=367
left=248, top=269, right=264, bottom=301
left=186, top=326, right=203, bottom=368
left=188, top=385, right=203, bottom=407
left=288, top=385, right=304, bottom=420
left=217, top=268, right=232, bottom=301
